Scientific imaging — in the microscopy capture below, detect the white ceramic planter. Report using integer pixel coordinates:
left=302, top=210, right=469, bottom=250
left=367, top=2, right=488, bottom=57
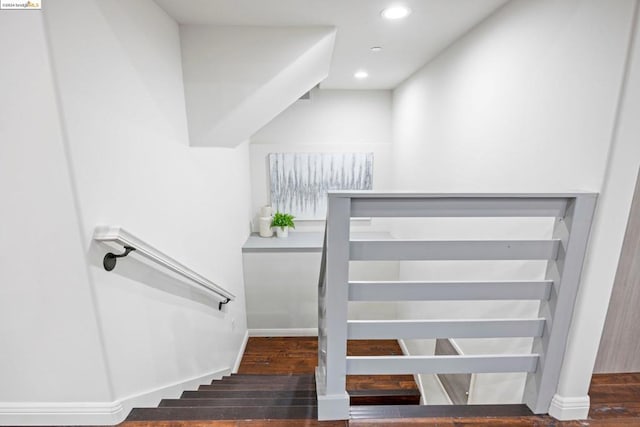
left=276, top=226, right=289, bottom=238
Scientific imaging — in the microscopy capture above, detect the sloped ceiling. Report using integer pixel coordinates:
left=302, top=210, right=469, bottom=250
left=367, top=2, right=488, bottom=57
left=180, top=26, right=335, bottom=147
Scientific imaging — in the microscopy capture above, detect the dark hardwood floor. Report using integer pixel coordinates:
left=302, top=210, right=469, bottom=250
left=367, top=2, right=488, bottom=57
left=238, top=337, right=419, bottom=398
left=121, top=337, right=640, bottom=426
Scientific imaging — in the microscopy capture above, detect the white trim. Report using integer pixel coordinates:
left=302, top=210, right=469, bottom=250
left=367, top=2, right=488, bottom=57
left=548, top=394, right=590, bottom=420
left=249, top=328, right=318, bottom=337
left=0, top=401, right=123, bottom=426
left=0, top=368, right=229, bottom=426
left=233, top=330, right=250, bottom=373
left=117, top=367, right=229, bottom=418
left=316, top=367, right=349, bottom=420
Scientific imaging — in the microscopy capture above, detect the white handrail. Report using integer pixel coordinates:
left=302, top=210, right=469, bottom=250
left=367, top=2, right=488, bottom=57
left=93, top=225, right=235, bottom=307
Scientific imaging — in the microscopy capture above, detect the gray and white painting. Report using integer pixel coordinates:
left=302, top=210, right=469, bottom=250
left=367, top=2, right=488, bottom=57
left=269, top=152, right=373, bottom=219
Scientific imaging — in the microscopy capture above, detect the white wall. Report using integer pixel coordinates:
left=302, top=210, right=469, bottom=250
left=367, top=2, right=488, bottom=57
left=0, top=11, right=114, bottom=425
left=28, top=0, right=252, bottom=423
left=246, top=89, right=398, bottom=331
left=250, top=89, right=393, bottom=231
left=243, top=253, right=399, bottom=331
left=554, top=0, right=640, bottom=415
left=393, top=0, right=632, bottom=194
left=391, top=0, right=637, bottom=412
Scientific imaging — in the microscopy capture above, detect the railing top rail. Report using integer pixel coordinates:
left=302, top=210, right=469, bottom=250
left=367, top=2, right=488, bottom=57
left=327, top=191, right=597, bottom=199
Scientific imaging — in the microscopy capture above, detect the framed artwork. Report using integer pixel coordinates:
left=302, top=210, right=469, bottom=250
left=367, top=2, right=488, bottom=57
left=268, top=152, right=373, bottom=219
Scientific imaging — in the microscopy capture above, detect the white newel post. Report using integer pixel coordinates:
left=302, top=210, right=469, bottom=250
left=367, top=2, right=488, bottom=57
left=317, top=194, right=351, bottom=420
left=523, top=194, right=597, bottom=416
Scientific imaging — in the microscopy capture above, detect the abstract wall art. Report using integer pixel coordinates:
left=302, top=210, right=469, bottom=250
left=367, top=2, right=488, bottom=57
left=268, top=152, right=373, bottom=219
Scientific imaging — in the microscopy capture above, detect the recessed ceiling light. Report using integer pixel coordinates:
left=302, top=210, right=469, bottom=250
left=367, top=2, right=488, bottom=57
left=370, top=46, right=383, bottom=52
left=381, top=5, right=411, bottom=20
left=354, top=70, right=369, bottom=79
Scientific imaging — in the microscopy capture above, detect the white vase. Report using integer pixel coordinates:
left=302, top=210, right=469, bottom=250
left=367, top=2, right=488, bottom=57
left=276, top=226, right=289, bottom=238
left=260, top=205, right=273, bottom=217
left=258, top=216, right=273, bottom=237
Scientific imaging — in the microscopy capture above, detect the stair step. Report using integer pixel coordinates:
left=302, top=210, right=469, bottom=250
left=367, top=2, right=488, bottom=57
left=229, top=373, right=314, bottom=378
left=182, top=390, right=316, bottom=399
left=199, top=383, right=316, bottom=391
left=217, top=375, right=315, bottom=384
left=350, top=404, right=534, bottom=419
left=127, top=405, right=317, bottom=421
left=159, top=397, right=317, bottom=407
left=349, top=389, right=421, bottom=406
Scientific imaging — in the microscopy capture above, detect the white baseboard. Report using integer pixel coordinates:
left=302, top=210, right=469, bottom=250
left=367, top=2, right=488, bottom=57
left=0, top=367, right=229, bottom=426
left=0, top=401, right=124, bottom=426
left=548, top=394, right=590, bottom=420
left=249, top=328, right=318, bottom=337
left=233, top=330, right=250, bottom=373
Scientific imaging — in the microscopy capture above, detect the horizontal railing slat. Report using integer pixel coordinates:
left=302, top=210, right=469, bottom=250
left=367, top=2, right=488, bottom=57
left=350, top=240, right=560, bottom=261
left=350, top=197, right=568, bottom=218
left=348, top=280, right=552, bottom=301
left=347, top=319, right=545, bottom=339
left=347, top=355, right=539, bottom=375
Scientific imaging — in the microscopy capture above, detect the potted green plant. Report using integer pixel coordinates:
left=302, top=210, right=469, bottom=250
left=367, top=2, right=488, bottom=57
left=271, top=211, right=295, bottom=238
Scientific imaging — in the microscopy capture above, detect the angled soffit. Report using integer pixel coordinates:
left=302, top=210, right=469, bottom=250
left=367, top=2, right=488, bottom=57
left=180, top=25, right=336, bottom=147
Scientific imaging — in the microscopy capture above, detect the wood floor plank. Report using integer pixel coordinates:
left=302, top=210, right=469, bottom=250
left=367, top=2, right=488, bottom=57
left=238, top=337, right=420, bottom=395
left=591, top=373, right=640, bottom=386
left=589, top=384, right=640, bottom=403
left=590, top=401, right=640, bottom=419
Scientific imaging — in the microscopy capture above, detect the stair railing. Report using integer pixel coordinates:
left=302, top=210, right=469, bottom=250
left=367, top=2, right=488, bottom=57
left=316, top=192, right=597, bottom=420
left=93, top=225, right=235, bottom=310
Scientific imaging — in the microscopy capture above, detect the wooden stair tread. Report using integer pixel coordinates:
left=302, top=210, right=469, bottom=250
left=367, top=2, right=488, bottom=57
left=349, top=389, right=421, bottom=406
left=181, top=390, right=317, bottom=399
left=199, top=383, right=316, bottom=391
left=159, top=398, right=317, bottom=407
left=349, top=389, right=421, bottom=397
left=215, top=377, right=316, bottom=384
left=350, top=404, right=534, bottom=419
left=127, top=406, right=317, bottom=421
left=229, top=373, right=314, bottom=378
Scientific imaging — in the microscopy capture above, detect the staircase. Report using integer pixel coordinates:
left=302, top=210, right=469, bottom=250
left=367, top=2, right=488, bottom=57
left=126, top=374, right=318, bottom=423
left=124, top=372, right=420, bottom=423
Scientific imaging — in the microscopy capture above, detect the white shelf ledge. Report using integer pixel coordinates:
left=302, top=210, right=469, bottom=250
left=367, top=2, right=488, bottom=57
left=242, top=231, right=392, bottom=253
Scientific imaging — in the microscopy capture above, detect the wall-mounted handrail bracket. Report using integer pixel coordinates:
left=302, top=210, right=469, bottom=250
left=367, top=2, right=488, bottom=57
left=103, top=246, right=136, bottom=271
left=218, top=297, right=231, bottom=311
